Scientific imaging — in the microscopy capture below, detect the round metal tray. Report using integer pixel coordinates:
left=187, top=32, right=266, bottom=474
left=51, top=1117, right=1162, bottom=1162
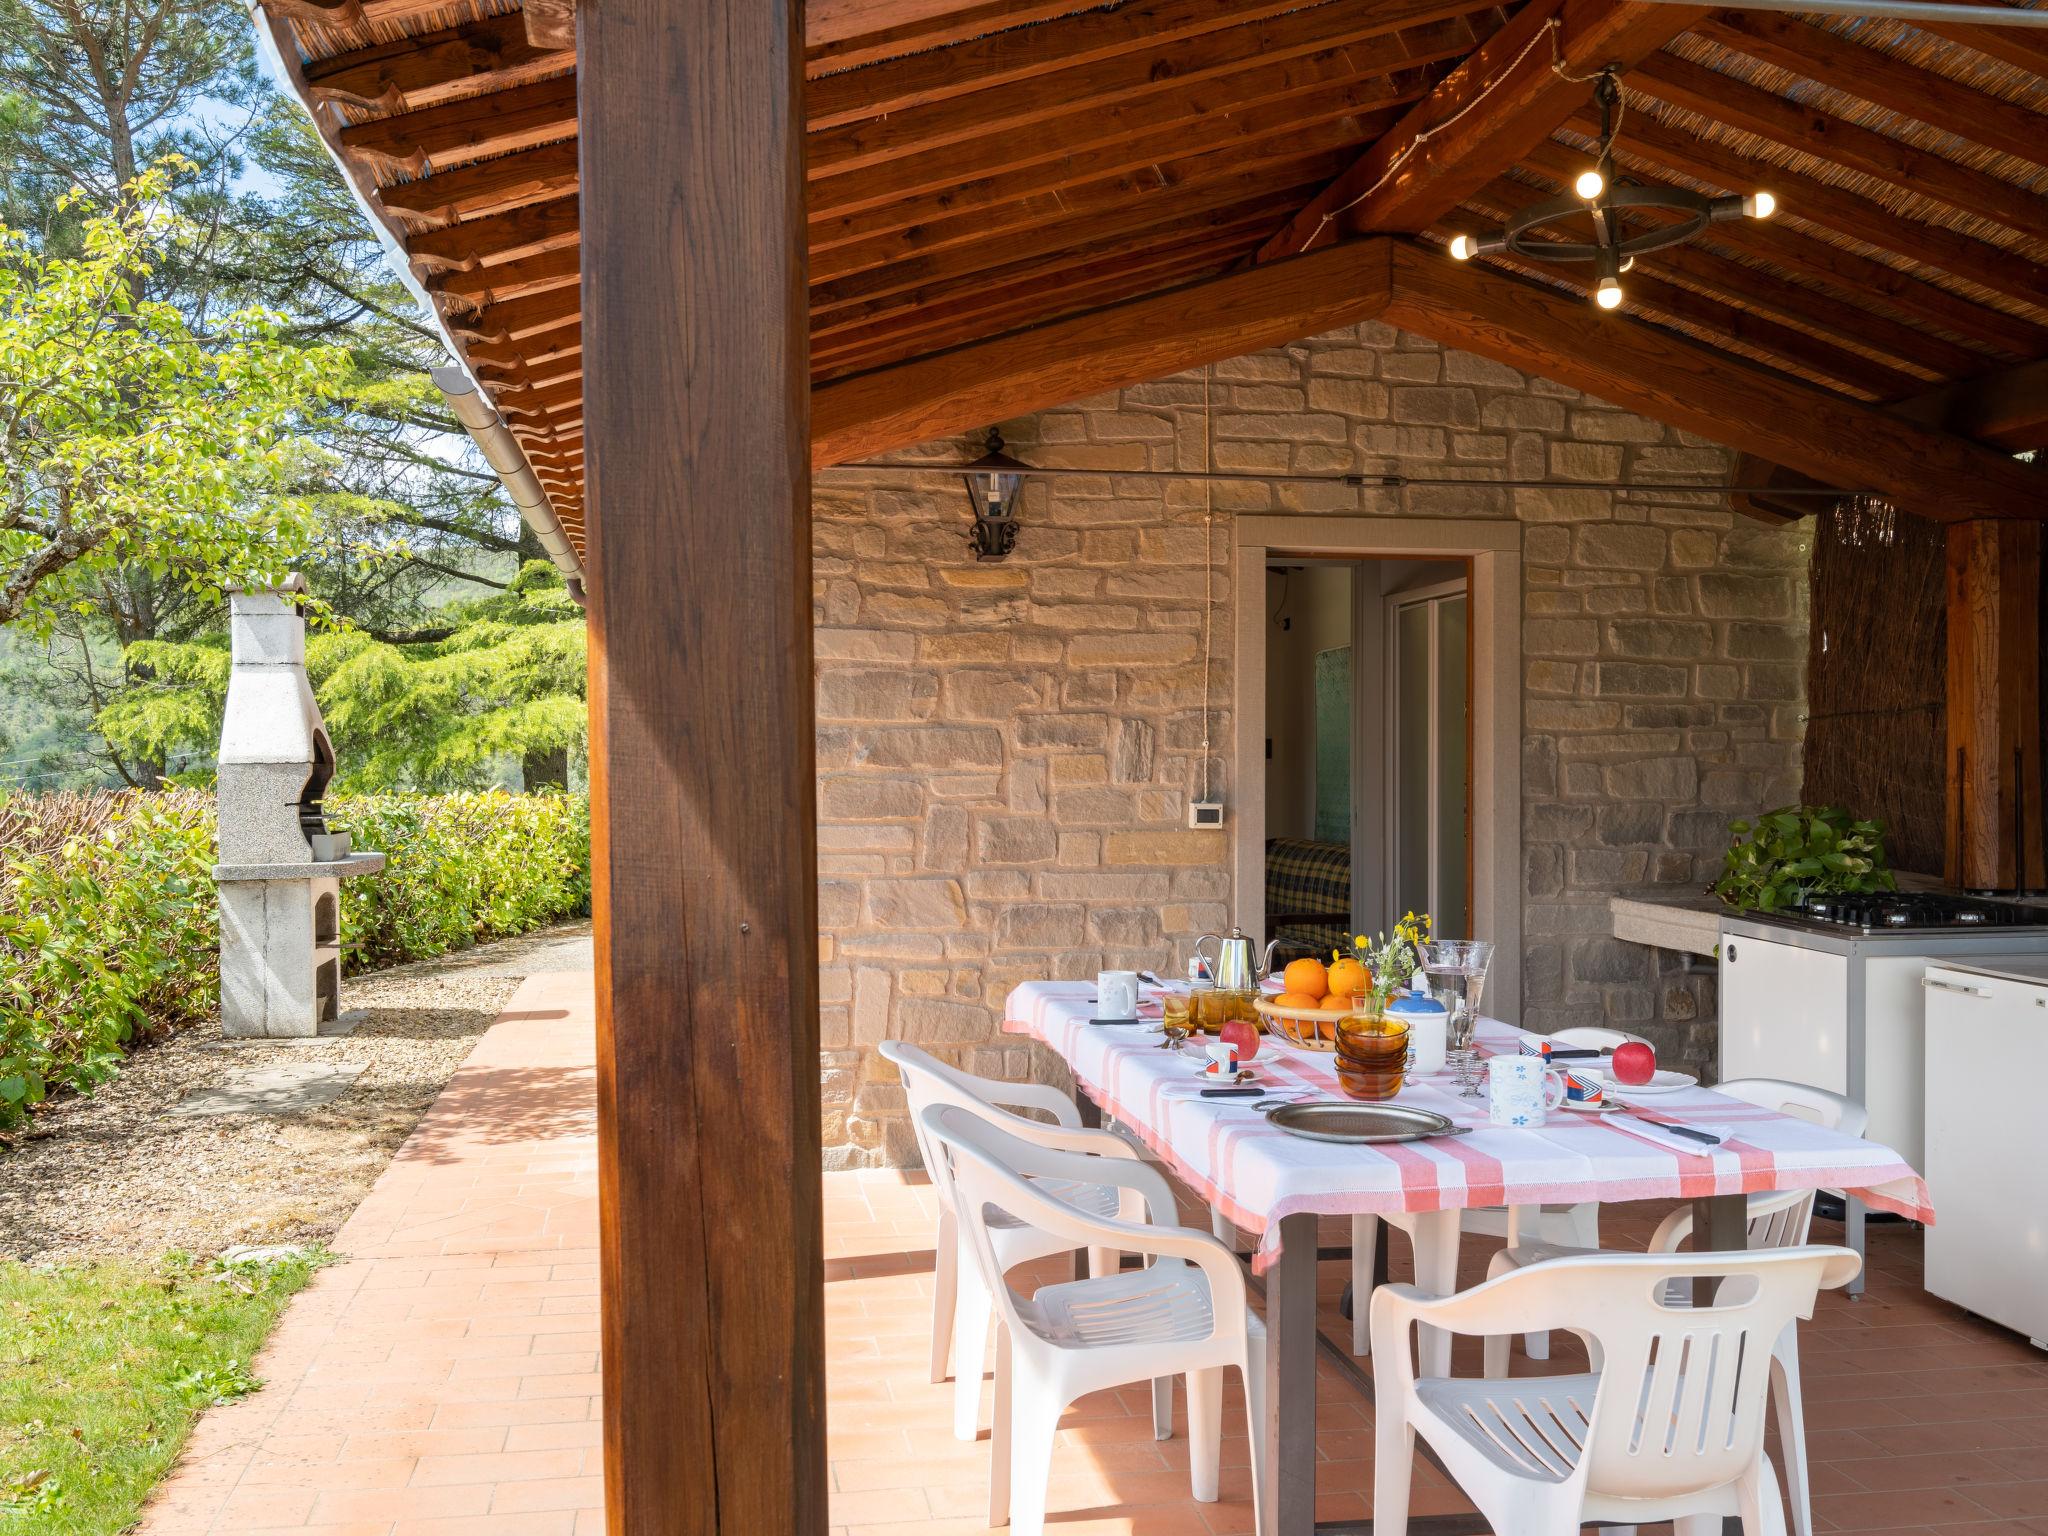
left=1263, top=1102, right=1467, bottom=1144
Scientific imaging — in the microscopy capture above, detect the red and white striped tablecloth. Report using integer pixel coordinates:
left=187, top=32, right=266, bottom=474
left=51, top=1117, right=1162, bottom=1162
left=1004, top=980, right=1934, bottom=1271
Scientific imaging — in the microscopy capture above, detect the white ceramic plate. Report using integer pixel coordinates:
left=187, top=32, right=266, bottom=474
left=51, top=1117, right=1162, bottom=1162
left=1589, top=1068, right=1697, bottom=1095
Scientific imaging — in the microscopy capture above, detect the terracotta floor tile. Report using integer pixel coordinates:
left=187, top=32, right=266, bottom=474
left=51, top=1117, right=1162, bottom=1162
left=134, top=972, right=2048, bottom=1536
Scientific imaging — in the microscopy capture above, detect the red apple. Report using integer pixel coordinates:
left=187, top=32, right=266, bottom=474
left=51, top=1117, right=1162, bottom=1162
left=1218, top=1017, right=1261, bottom=1061
left=1611, top=1040, right=1656, bottom=1086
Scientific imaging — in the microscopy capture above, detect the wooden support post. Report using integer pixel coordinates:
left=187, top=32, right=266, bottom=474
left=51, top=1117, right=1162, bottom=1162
left=1946, top=522, right=2045, bottom=893
left=581, top=1, right=824, bottom=1533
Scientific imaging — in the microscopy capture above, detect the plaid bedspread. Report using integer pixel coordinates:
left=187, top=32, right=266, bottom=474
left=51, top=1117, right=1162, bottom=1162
left=1004, top=980, right=1935, bottom=1272
left=1264, top=836, right=1351, bottom=961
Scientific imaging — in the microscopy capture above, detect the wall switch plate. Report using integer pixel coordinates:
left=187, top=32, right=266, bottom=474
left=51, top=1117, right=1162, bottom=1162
left=1188, top=801, right=1224, bottom=830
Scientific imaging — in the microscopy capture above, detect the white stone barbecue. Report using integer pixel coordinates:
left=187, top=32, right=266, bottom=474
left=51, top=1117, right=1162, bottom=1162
left=214, top=577, right=384, bottom=1038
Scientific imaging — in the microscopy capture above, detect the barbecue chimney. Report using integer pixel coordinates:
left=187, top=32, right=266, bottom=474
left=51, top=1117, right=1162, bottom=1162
left=214, top=577, right=384, bottom=1037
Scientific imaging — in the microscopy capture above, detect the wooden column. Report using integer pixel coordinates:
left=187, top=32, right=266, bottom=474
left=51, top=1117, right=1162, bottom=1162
left=580, top=0, right=824, bottom=1532
left=1946, top=520, right=2044, bottom=892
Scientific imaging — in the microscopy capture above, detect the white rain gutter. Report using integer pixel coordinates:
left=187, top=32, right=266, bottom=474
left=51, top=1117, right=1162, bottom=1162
left=433, top=365, right=587, bottom=600
left=248, top=3, right=586, bottom=599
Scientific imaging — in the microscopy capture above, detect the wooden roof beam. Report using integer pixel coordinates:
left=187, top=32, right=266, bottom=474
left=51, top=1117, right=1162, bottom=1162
left=1379, top=240, right=2044, bottom=523
left=1573, top=107, right=2048, bottom=314
left=377, top=140, right=577, bottom=220
left=430, top=242, right=578, bottom=307
left=812, top=238, right=1400, bottom=466
left=807, top=69, right=1427, bottom=253
left=806, top=1, right=1104, bottom=73
left=1694, top=12, right=2048, bottom=166
left=340, top=76, right=576, bottom=175
left=806, top=12, right=1489, bottom=221
left=302, top=13, right=568, bottom=114
left=1258, top=0, right=1707, bottom=261
left=1631, top=53, right=2048, bottom=244
left=807, top=0, right=1496, bottom=179
left=1913, top=8, right=2048, bottom=78
left=405, top=196, right=579, bottom=273
left=1894, top=357, right=2048, bottom=454
left=1517, top=136, right=2038, bottom=366
left=1444, top=200, right=1924, bottom=396
left=810, top=119, right=1387, bottom=286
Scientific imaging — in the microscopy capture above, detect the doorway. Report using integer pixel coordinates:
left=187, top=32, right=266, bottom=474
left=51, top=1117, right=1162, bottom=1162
left=1262, top=559, right=1469, bottom=966
left=1232, top=516, right=1521, bottom=1023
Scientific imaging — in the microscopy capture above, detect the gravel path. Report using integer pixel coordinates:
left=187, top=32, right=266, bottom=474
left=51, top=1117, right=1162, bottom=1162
left=0, top=921, right=592, bottom=1263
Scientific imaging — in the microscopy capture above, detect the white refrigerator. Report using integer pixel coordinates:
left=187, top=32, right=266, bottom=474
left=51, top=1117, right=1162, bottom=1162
left=1923, top=956, right=2048, bottom=1349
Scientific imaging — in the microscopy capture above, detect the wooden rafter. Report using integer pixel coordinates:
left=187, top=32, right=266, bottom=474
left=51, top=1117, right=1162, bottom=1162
left=1380, top=241, right=2044, bottom=523
left=806, top=13, right=1490, bottom=221
left=430, top=242, right=578, bottom=306
left=809, top=171, right=1342, bottom=316
left=1695, top=12, right=2048, bottom=166
left=812, top=238, right=1400, bottom=466
left=808, top=0, right=1494, bottom=179
left=302, top=13, right=567, bottom=114
left=377, top=139, right=577, bottom=219
left=806, top=73, right=1427, bottom=254
left=1913, top=10, right=2048, bottom=79
left=807, top=1, right=1092, bottom=73
left=1517, top=137, right=2032, bottom=368
left=1900, top=357, right=2048, bottom=453
left=1572, top=107, right=2048, bottom=313
left=810, top=119, right=1388, bottom=286
left=406, top=195, right=579, bottom=272
left=1631, top=53, right=2048, bottom=243
left=339, top=75, right=576, bottom=174
left=1257, top=0, right=1708, bottom=261
left=807, top=0, right=1372, bottom=128
left=1443, top=198, right=1925, bottom=397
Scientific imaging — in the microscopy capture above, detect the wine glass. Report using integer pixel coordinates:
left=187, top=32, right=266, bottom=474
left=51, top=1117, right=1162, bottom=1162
left=1420, top=939, right=1494, bottom=1097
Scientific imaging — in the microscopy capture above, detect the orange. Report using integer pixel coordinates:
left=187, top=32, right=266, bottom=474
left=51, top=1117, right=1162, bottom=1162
left=1273, top=991, right=1322, bottom=1011
left=1281, top=957, right=1328, bottom=1000
left=1326, top=958, right=1369, bottom=1006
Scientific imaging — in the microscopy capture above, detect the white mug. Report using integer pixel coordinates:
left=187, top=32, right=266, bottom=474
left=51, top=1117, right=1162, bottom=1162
left=1096, top=969, right=1140, bottom=1020
left=1487, top=1055, right=1567, bottom=1128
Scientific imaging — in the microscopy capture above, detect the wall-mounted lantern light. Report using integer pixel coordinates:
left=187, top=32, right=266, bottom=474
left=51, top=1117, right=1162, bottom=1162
left=963, top=428, right=1029, bottom=562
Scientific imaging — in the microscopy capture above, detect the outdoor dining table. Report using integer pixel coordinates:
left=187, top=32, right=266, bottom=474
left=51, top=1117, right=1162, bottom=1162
left=1004, top=978, right=1935, bottom=1536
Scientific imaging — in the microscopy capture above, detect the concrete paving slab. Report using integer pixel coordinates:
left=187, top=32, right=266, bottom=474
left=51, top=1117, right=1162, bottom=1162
left=165, top=1063, right=364, bottom=1118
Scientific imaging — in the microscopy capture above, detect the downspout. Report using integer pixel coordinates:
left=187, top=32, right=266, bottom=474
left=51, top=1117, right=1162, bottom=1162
left=432, top=366, right=588, bottom=604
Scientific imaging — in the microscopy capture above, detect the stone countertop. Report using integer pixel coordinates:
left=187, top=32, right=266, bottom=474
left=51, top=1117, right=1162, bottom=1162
left=1608, top=892, right=1724, bottom=958
left=214, top=851, right=387, bottom=882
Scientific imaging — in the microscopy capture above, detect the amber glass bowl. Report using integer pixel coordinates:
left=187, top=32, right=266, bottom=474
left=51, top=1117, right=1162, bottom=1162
left=1332, top=1014, right=1409, bottom=1102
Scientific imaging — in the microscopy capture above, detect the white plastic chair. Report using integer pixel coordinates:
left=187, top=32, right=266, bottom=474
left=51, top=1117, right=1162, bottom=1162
left=1481, top=1078, right=1868, bottom=1536
left=1374, top=1245, right=1861, bottom=1536
left=882, top=1040, right=1151, bottom=1441
left=1343, top=1026, right=1646, bottom=1360
left=924, top=1102, right=1268, bottom=1536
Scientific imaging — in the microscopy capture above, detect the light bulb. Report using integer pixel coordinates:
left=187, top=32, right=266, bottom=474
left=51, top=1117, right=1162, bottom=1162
left=1595, top=277, right=1624, bottom=310
left=1746, top=190, right=1776, bottom=219
left=1448, top=233, right=1475, bottom=261
left=1574, top=168, right=1606, bottom=200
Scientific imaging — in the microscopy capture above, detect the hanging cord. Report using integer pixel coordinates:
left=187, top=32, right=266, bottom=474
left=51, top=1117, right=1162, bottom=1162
left=1304, top=15, right=1612, bottom=250
left=1199, top=364, right=1214, bottom=805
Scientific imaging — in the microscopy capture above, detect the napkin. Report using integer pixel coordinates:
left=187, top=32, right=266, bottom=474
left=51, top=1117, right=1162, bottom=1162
left=1611, top=1112, right=1732, bottom=1155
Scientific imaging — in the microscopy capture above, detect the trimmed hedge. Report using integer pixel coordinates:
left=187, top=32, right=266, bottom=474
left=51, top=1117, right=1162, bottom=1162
left=0, top=790, right=589, bottom=1125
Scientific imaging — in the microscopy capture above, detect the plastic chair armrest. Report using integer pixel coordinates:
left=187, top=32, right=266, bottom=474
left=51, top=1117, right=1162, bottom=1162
left=976, top=1078, right=1083, bottom=1128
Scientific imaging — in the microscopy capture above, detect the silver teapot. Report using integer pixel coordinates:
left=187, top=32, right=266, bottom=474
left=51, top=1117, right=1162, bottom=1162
left=1192, top=927, right=1280, bottom=991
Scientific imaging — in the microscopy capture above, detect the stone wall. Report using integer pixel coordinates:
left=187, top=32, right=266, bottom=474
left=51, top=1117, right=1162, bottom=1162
left=814, top=320, right=1810, bottom=1166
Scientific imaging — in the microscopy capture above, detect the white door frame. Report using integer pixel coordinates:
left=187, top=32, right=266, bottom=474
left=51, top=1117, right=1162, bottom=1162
left=1234, top=517, right=1522, bottom=1024
left=1384, top=576, right=1470, bottom=932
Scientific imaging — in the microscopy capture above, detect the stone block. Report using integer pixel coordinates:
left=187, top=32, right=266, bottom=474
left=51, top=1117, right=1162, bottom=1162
left=1571, top=937, right=1651, bottom=984
left=941, top=671, right=1052, bottom=720
left=921, top=804, right=970, bottom=870
left=976, top=815, right=1058, bottom=864
left=1603, top=757, right=1699, bottom=801
left=1606, top=619, right=1713, bottom=659
left=1389, top=386, right=1478, bottom=426
left=1594, top=662, right=1689, bottom=699
left=865, top=879, right=968, bottom=929
left=1104, top=830, right=1227, bottom=866
left=1574, top=524, right=1666, bottom=570
left=1067, top=632, right=1197, bottom=667
left=1723, top=623, right=1806, bottom=662
left=1595, top=803, right=1667, bottom=845
left=1697, top=573, right=1793, bottom=620
left=1112, top=719, right=1156, bottom=783
left=993, top=903, right=1087, bottom=950
left=856, top=726, right=1004, bottom=770
left=1523, top=618, right=1599, bottom=657
left=820, top=776, right=923, bottom=821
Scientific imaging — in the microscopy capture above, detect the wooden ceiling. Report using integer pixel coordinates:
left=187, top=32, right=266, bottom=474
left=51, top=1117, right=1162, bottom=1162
left=260, top=0, right=2048, bottom=551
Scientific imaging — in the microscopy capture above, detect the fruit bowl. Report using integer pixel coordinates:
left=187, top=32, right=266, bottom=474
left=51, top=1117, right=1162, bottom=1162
left=1253, top=995, right=1357, bottom=1051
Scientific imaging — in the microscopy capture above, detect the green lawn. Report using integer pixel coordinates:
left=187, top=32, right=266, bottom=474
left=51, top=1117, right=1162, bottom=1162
left=0, top=1249, right=326, bottom=1533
